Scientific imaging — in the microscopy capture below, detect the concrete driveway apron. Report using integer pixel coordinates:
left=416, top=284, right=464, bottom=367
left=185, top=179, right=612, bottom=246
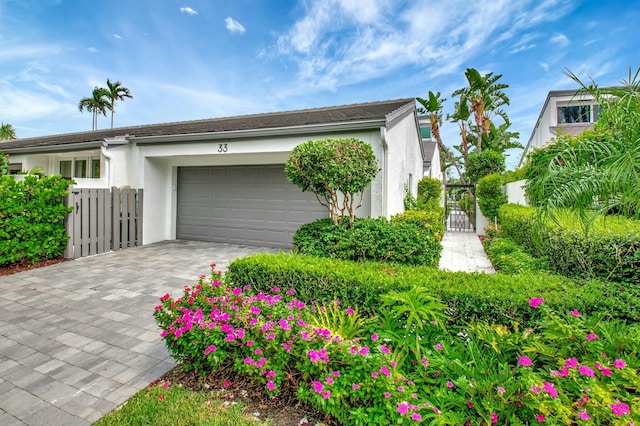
left=0, top=240, right=277, bottom=426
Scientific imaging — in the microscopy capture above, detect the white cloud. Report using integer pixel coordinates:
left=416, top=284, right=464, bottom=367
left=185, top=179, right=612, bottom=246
left=539, top=62, right=549, bottom=72
left=225, top=17, right=246, bottom=34
left=113, top=33, right=122, bottom=39
left=550, top=33, right=570, bottom=48
left=180, top=7, right=198, bottom=16
left=87, top=47, right=99, bottom=53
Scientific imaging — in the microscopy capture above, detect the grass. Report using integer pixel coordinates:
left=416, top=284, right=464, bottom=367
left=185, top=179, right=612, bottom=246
left=94, top=382, right=267, bottom=426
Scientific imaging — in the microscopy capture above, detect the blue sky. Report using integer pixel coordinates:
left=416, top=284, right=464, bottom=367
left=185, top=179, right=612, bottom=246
left=1, top=0, right=639, bottom=168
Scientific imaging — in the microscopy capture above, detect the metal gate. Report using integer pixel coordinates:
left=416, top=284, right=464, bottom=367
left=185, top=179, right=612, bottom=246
left=445, top=184, right=476, bottom=232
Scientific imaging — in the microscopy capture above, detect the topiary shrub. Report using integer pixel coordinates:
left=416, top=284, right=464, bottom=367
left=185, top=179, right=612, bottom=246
left=391, top=209, right=445, bottom=241
left=465, top=150, right=506, bottom=183
left=477, top=173, right=507, bottom=220
left=416, top=177, right=442, bottom=210
left=285, top=138, right=379, bottom=225
left=293, top=217, right=442, bottom=267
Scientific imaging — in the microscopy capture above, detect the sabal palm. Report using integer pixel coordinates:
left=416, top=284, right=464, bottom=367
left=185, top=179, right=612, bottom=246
left=78, top=87, right=110, bottom=130
left=0, top=122, right=16, bottom=141
left=105, top=79, right=132, bottom=129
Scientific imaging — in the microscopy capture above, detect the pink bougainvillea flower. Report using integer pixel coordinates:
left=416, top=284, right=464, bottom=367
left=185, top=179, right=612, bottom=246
left=491, top=412, right=498, bottom=424
left=586, top=333, right=599, bottom=341
left=497, top=387, right=505, bottom=394
left=518, top=355, right=533, bottom=366
left=224, top=380, right=231, bottom=387
left=446, top=381, right=454, bottom=388
left=529, top=297, right=544, bottom=308
left=569, top=310, right=581, bottom=316
left=397, top=402, right=409, bottom=416
left=530, top=385, right=540, bottom=394
left=434, top=343, right=443, bottom=350
left=380, top=365, right=391, bottom=377
left=614, top=359, right=627, bottom=369
left=359, top=346, right=370, bottom=355
left=158, top=395, right=165, bottom=401
left=600, top=367, right=612, bottom=376
left=371, top=333, right=379, bottom=341
left=321, top=391, right=331, bottom=400
left=411, top=413, right=422, bottom=421
left=371, top=372, right=379, bottom=378
left=565, top=357, right=579, bottom=368
left=332, top=371, right=340, bottom=377
left=345, top=307, right=355, bottom=315
left=325, top=377, right=334, bottom=385
left=467, top=400, right=475, bottom=409
left=542, top=381, right=558, bottom=398
left=380, top=344, right=390, bottom=355
left=204, top=345, right=217, bottom=355
left=266, top=370, right=276, bottom=378
left=577, top=409, right=591, bottom=420
left=163, top=381, right=169, bottom=389
left=611, top=400, right=630, bottom=416
left=578, top=365, right=595, bottom=377
left=390, top=360, right=397, bottom=368
left=352, top=383, right=360, bottom=390
left=535, top=414, right=546, bottom=422
left=397, top=386, right=405, bottom=392
left=384, top=392, right=391, bottom=398
left=267, top=380, right=275, bottom=391
left=311, top=381, right=323, bottom=393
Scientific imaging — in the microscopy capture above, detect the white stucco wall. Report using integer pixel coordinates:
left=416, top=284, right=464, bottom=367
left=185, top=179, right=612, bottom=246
left=383, top=112, right=423, bottom=218
left=504, top=179, right=528, bottom=206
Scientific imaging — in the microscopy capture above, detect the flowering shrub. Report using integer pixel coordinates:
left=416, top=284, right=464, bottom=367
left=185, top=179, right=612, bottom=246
left=155, top=268, right=640, bottom=424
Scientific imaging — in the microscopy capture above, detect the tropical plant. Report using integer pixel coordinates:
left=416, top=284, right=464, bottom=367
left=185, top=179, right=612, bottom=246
left=0, top=152, right=9, bottom=176
left=104, top=79, right=133, bottom=128
left=78, top=87, right=110, bottom=130
left=466, top=150, right=506, bottom=183
left=285, top=138, right=379, bottom=225
left=416, top=177, right=443, bottom=210
left=477, top=173, right=508, bottom=220
left=0, top=122, right=16, bottom=141
left=525, top=67, right=640, bottom=225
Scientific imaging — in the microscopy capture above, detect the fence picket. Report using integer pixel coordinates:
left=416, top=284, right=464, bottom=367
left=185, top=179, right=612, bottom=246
left=64, top=186, right=143, bottom=259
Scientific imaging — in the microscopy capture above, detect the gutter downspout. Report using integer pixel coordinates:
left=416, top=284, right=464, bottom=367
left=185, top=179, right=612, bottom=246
left=380, top=127, right=388, bottom=219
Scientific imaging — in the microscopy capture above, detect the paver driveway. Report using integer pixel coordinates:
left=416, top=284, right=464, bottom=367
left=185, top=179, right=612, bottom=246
left=0, top=240, right=278, bottom=426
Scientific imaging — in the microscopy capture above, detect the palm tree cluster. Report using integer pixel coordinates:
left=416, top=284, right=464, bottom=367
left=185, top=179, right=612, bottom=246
left=78, top=79, right=132, bottom=130
left=0, top=122, right=17, bottom=141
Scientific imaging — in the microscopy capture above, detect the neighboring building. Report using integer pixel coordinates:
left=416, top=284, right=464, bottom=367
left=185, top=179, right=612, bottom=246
left=519, top=90, right=600, bottom=167
left=3, top=98, right=425, bottom=248
left=417, top=116, right=442, bottom=181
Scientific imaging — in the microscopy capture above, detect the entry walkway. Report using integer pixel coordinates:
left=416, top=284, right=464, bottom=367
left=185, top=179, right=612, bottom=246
left=0, top=241, right=277, bottom=426
left=439, top=231, right=495, bottom=273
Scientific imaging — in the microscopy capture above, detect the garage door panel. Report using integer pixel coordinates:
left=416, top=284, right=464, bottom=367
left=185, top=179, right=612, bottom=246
left=177, top=165, right=328, bottom=248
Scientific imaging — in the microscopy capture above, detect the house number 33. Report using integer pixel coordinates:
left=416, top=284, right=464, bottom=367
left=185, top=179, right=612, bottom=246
left=218, top=143, right=228, bottom=152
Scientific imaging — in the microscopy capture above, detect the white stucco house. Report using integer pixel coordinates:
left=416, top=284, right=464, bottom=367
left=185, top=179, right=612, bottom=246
left=3, top=98, right=432, bottom=248
left=417, top=116, right=442, bottom=181
left=519, top=90, right=600, bottom=167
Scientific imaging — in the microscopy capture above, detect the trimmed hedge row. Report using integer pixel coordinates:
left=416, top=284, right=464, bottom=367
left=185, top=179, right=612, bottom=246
left=292, top=217, right=442, bottom=267
left=0, top=175, right=71, bottom=265
left=499, top=204, right=640, bottom=284
left=227, top=253, right=639, bottom=326
left=390, top=208, right=445, bottom=241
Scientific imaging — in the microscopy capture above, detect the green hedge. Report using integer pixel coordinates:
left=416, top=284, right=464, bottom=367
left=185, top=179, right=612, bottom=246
left=227, top=253, right=639, bottom=326
left=390, top=209, right=445, bottom=241
left=499, top=204, right=640, bottom=284
left=0, top=175, right=71, bottom=265
left=293, top=217, right=442, bottom=267
left=484, top=236, right=549, bottom=275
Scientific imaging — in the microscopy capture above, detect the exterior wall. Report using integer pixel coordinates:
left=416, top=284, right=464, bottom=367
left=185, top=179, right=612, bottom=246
left=504, top=179, right=528, bottom=206
left=383, top=112, right=423, bottom=218
left=135, top=129, right=384, bottom=244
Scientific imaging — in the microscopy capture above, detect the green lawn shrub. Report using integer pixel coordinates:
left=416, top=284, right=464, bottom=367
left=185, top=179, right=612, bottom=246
left=485, top=236, right=549, bottom=275
left=465, top=150, right=506, bottom=183
left=227, top=253, right=639, bottom=325
left=292, top=217, right=442, bottom=267
left=0, top=175, right=71, bottom=265
left=477, top=173, right=507, bottom=220
left=416, top=176, right=442, bottom=210
left=499, top=204, right=640, bottom=284
left=390, top=209, right=445, bottom=241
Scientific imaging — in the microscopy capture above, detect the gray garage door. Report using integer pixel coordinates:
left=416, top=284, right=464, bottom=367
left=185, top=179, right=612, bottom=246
left=177, top=165, right=328, bottom=248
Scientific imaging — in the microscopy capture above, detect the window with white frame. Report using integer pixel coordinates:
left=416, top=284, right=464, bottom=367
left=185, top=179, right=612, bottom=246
left=59, top=156, right=101, bottom=178
left=557, top=102, right=600, bottom=124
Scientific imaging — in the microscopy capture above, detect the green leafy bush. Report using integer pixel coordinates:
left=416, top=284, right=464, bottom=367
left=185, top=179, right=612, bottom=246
left=0, top=175, right=72, bottom=265
left=416, top=176, right=442, bottom=210
left=390, top=209, right=445, bottom=240
left=465, top=150, right=506, bottom=183
left=485, top=236, right=549, bottom=275
left=477, top=173, right=507, bottom=219
left=499, top=204, right=640, bottom=284
left=156, top=269, right=640, bottom=425
left=285, top=138, right=379, bottom=225
left=227, top=253, right=639, bottom=325
left=292, top=217, right=442, bottom=267
left=502, top=165, right=528, bottom=184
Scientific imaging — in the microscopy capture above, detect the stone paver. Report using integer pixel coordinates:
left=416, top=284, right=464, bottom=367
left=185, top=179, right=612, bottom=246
left=439, top=231, right=495, bottom=273
left=0, top=240, right=277, bottom=425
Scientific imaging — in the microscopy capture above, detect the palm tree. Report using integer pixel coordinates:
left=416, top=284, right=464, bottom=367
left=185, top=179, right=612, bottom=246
left=104, top=79, right=132, bottom=128
left=0, top=122, right=16, bottom=141
left=78, top=87, right=110, bottom=130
